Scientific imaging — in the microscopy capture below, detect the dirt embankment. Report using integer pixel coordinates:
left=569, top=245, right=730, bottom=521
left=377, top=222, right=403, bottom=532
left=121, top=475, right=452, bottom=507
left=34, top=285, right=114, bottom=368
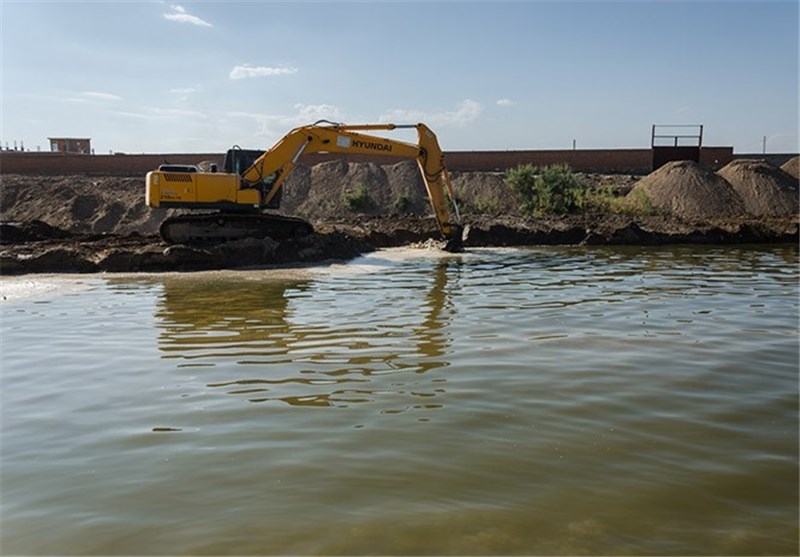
left=1, top=159, right=798, bottom=275
left=781, top=156, right=799, bottom=180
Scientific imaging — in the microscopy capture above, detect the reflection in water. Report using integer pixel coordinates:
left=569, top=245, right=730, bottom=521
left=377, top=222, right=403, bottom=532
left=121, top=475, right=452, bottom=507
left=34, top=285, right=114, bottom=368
left=4, top=246, right=797, bottom=556
left=155, top=276, right=303, bottom=361
left=154, top=259, right=456, bottom=413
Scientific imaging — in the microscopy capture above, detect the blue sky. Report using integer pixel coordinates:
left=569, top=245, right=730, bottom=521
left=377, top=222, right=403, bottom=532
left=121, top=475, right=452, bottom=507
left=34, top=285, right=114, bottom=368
left=1, top=1, right=798, bottom=154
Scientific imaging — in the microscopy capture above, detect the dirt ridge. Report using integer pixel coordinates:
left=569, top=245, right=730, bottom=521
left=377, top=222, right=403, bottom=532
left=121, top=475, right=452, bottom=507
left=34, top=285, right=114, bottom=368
left=2, top=162, right=798, bottom=275
left=1, top=214, right=797, bottom=275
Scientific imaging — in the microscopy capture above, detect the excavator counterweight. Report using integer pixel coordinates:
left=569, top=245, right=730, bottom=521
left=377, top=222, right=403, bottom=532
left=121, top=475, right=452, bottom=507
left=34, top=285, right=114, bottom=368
left=146, top=121, right=465, bottom=251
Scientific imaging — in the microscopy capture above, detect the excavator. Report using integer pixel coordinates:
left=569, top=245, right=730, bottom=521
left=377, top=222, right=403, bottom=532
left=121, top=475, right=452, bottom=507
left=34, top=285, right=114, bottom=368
left=145, top=121, right=466, bottom=252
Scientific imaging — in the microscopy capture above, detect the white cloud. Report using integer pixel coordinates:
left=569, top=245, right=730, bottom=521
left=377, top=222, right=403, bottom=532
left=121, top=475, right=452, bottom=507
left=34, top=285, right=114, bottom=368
left=169, top=85, right=202, bottom=94
left=111, top=110, right=150, bottom=120
left=164, top=4, right=212, bottom=27
left=380, top=99, right=483, bottom=127
left=229, top=64, right=299, bottom=80
left=226, top=103, right=344, bottom=143
left=111, top=107, right=207, bottom=120
left=82, top=91, right=123, bottom=101
left=496, top=98, right=516, bottom=107
left=292, top=103, right=342, bottom=123
left=150, top=107, right=207, bottom=118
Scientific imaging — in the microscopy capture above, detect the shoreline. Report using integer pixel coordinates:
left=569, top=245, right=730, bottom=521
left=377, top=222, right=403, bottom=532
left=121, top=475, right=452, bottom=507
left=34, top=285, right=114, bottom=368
left=1, top=214, right=797, bottom=276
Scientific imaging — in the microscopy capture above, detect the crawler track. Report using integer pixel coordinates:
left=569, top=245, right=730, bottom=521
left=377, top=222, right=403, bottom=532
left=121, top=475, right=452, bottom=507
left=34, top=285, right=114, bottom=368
left=159, top=213, right=314, bottom=244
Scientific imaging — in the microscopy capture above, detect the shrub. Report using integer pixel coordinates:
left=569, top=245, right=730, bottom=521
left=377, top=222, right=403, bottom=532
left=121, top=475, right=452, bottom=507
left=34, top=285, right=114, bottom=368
left=506, top=163, right=595, bottom=214
left=343, top=182, right=372, bottom=211
left=393, top=191, right=413, bottom=213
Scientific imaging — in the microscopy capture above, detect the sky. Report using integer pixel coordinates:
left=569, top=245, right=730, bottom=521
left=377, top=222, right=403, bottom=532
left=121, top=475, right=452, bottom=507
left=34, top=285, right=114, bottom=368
left=1, top=0, right=798, bottom=155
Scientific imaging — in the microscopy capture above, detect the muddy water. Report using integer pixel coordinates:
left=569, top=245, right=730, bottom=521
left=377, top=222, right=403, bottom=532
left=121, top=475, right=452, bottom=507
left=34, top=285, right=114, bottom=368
left=1, top=245, right=798, bottom=555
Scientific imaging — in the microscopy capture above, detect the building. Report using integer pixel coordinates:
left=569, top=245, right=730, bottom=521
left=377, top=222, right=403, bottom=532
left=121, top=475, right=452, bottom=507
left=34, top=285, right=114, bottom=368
left=48, top=137, right=91, bottom=154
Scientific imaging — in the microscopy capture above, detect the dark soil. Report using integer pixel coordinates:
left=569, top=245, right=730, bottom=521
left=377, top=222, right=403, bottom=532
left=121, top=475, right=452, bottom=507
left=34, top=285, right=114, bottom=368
left=1, top=214, right=797, bottom=275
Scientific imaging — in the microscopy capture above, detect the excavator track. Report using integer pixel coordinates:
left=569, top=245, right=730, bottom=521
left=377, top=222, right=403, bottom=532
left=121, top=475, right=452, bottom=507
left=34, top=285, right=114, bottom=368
left=159, top=213, right=313, bottom=245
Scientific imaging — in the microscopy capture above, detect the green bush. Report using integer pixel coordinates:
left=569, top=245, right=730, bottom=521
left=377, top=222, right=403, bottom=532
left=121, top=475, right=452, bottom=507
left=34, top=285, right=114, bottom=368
left=505, top=164, right=663, bottom=216
left=393, top=191, right=413, bottom=213
left=343, top=182, right=372, bottom=211
left=505, top=163, right=591, bottom=214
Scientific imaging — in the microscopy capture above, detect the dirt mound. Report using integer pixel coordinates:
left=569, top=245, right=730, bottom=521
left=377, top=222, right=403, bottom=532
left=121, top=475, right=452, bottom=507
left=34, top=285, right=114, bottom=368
left=627, top=161, right=745, bottom=219
left=282, top=160, right=431, bottom=219
left=780, top=156, right=799, bottom=180
left=0, top=163, right=448, bottom=236
left=451, top=171, right=520, bottom=215
left=717, top=159, right=798, bottom=217
left=0, top=175, right=168, bottom=235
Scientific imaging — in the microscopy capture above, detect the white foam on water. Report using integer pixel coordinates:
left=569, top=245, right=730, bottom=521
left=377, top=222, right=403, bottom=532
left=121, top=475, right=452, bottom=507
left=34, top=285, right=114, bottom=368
left=0, top=276, right=96, bottom=304
left=310, top=247, right=455, bottom=278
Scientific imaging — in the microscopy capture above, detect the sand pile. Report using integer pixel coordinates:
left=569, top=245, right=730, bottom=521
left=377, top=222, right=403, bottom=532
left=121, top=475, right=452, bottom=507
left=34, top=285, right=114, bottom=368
left=717, top=159, right=798, bottom=217
left=627, top=161, right=745, bottom=219
left=451, top=171, right=520, bottom=215
left=0, top=162, right=436, bottom=235
left=0, top=175, right=167, bottom=235
left=282, top=160, right=431, bottom=219
left=780, top=156, right=799, bottom=180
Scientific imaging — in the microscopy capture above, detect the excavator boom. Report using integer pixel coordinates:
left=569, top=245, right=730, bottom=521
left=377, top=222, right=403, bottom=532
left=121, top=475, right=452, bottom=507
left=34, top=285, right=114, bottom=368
left=146, top=121, right=464, bottom=250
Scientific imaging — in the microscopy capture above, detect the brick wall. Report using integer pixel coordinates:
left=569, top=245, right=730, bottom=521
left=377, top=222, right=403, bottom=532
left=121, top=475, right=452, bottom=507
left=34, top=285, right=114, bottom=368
left=733, top=153, right=797, bottom=167
left=446, top=149, right=655, bottom=173
left=1, top=146, right=737, bottom=177
left=0, top=152, right=224, bottom=177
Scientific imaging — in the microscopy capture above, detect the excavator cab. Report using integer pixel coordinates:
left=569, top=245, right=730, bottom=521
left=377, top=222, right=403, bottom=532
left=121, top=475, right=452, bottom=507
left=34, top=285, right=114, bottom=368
left=224, top=148, right=282, bottom=209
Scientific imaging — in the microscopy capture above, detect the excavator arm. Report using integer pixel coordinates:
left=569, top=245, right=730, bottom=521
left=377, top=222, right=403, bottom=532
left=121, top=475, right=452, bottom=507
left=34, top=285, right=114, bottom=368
left=241, top=122, right=463, bottom=244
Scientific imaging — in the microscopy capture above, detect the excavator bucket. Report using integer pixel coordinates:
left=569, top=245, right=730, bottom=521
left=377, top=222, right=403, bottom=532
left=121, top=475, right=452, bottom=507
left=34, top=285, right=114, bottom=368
left=443, top=224, right=468, bottom=253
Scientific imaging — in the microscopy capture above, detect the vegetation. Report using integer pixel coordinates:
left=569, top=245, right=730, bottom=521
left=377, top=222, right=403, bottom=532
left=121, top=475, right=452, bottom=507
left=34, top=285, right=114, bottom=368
left=343, top=182, right=372, bottom=211
left=504, top=163, right=656, bottom=216
left=393, top=191, right=414, bottom=213
left=617, top=188, right=656, bottom=216
left=462, top=193, right=501, bottom=215
left=505, top=163, right=590, bottom=214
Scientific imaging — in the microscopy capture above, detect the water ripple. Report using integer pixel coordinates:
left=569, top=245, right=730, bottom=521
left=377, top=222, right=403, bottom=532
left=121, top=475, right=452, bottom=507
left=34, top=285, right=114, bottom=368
left=1, top=245, right=797, bottom=555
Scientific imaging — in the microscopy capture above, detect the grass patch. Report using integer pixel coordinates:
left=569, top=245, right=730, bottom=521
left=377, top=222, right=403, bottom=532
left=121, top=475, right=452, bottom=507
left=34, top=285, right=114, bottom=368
left=343, top=182, right=372, bottom=211
left=463, top=194, right=501, bottom=215
left=393, top=191, right=413, bottom=213
left=614, top=188, right=656, bottom=216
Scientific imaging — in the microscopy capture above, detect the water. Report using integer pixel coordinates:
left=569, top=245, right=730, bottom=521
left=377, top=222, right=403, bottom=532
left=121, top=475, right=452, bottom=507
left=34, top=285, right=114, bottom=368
left=1, top=245, right=798, bottom=555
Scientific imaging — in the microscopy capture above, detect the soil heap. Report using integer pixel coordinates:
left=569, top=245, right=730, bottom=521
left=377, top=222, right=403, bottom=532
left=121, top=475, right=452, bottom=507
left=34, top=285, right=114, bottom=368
left=780, top=156, right=799, bottom=180
left=2, top=162, right=799, bottom=276
left=717, top=159, right=799, bottom=217
left=626, top=160, right=745, bottom=219
left=0, top=175, right=167, bottom=235
left=280, top=160, right=432, bottom=220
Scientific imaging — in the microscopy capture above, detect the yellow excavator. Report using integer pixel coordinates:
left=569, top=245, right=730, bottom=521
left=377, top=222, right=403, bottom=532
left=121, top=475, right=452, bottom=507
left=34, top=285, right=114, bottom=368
left=145, top=121, right=465, bottom=251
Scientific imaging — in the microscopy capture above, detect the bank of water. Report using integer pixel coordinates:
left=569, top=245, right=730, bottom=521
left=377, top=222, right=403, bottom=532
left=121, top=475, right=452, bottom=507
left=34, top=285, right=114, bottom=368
left=1, top=245, right=798, bottom=555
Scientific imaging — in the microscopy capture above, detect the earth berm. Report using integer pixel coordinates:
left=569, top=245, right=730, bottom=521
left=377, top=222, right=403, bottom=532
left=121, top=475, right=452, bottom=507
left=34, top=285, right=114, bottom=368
left=1, top=160, right=797, bottom=275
